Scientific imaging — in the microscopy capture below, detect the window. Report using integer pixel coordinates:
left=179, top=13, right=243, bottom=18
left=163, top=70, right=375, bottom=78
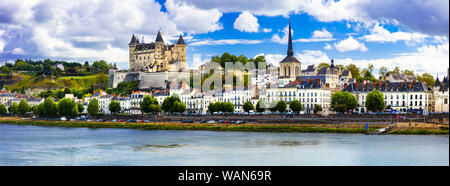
left=411, top=95, right=413, bottom=99
left=445, top=98, right=448, bottom=104
left=415, top=95, right=418, bottom=100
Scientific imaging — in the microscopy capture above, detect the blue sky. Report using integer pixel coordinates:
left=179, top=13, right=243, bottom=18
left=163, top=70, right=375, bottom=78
left=0, top=0, right=449, bottom=77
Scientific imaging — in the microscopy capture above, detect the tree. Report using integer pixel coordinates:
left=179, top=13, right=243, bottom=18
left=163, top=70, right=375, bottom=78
left=276, top=100, right=287, bottom=112
left=365, top=90, right=385, bottom=112
left=313, top=104, right=323, bottom=114
left=8, top=102, right=19, bottom=115
left=43, top=97, right=58, bottom=116
left=208, top=103, right=217, bottom=113
left=223, top=102, right=235, bottom=113
left=161, top=96, right=181, bottom=113
left=289, top=100, right=303, bottom=113
left=141, top=95, right=158, bottom=114
left=379, top=66, right=388, bottom=80
left=255, top=100, right=267, bottom=113
left=77, top=102, right=84, bottom=113
left=109, top=100, right=121, bottom=115
left=92, top=60, right=110, bottom=73
left=318, top=63, right=330, bottom=71
left=417, top=73, right=435, bottom=87
left=330, top=91, right=357, bottom=113
left=58, top=98, right=78, bottom=117
left=243, top=101, right=254, bottom=112
left=149, top=104, right=161, bottom=113
left=31, top=105, right=39, bottom=115
left=172, top=101, right=186, bottom=113
left=88, top=98, right=99, bottom=116
left=0, top=104, right=7, bottom=115
left=346, top=64, right=361, bottom=80
left=18, top=99, right=30, bottom=115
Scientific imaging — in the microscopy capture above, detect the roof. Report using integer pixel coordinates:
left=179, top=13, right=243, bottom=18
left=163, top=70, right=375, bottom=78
left=434, top=77, right=441, bottom=87
left=343, top=81, right=431, bottom=93
left=176, top=34, right=185, bottom=45
left=341, top=70, right=350, bottom=76
left=304, top=65, right=316, bottom=72
left=279, top=55, right=300, bottom=63
left=155, top=30, right=164, bottom=43
left=129, top=34, right=137, bottom=45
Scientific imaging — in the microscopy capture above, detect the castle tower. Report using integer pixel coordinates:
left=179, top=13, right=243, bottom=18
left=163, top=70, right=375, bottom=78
left=129, top=34, right=137, bottom=72
left=174, top=34, right=187, bottom=71
left=279, top=17, right=301, bottom=80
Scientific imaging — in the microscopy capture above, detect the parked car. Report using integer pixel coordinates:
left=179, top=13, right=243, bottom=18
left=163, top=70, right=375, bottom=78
left=224, top=120, right=230, bottom=124
left=200, top=120, right=207, bottom=123
left=111, top=119, right=117, bottom=122
left=70, top=119, right=76, bottom=121
left=230, top=120, right=236, bottom=124
left=217, top=120, right=224, bottom=123
left=126, top=119, right=135, bottom=122
left=60, top=117, right=67, bottom=121
left=143, top=120, right=150, bottom=123
left=207, top=120, right=215, bottom=124
left=118, top=119, right=125, bottom=122
left=86, top=119, right=93, bottom=122
left=236, top=120, right=245, bottom=124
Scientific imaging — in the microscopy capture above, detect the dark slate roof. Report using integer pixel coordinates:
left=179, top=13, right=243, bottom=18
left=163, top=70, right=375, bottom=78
left=135, top=43, right=155, bottom=50
left=443, top=76, right=448, bottom=84
left=330, top=59, right=335, bottom=68
left=341, top=70, right=350, bottom=76
left=317, top=67, right=328, bottom=75
left=280, top=55, right=300, bottom=63
left=434, top=77, right=441, bottom=87
left=129, top=34, right=137, bottom=45
left=343, top=81, right=431, bottom=93
left=295, top=76, right=327, bottom=84
left=155, top=30, right=164, bottom=42
left=282, top=79, right=322, bottom=89
left=305, top=65, right=316, bottom=72
left=176, top=34, right=185, bottom=45
left=390, top=73, right=403, bottom=80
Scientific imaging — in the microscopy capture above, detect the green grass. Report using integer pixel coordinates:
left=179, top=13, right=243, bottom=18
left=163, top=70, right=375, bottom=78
left=1, top=120, right=378, bottom=134
left=56, top=75, right=98, bottom=80
left=389, top=129, right=449, bottom=135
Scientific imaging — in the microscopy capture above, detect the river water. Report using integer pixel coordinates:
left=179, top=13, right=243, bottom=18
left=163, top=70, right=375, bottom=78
left=0, top=124, right=448, bottom=166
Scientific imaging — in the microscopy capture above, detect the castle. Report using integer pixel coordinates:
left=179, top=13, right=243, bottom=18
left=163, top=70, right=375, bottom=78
left=128, top=30, right=187, bottom=72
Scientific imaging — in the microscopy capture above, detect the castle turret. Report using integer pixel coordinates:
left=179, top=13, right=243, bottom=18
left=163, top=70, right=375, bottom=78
left=173, top=34, right=187, bottom=71
left=129, top=34, right=137, bottom=71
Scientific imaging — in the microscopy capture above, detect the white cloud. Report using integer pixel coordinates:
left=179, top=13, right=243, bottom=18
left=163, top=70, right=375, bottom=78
left=11, top=48, right=26, bottom=55
left=189, top=39, right=263, bottom=46
left=0, top=30, right=5, bottom=53
left=363, top=24, right=428, bottom=46
left=324, top=43, right=332, bottom=50
left=312, top=28, right=333, bottom=39
left=233, top=11, right=259, bottom=33
left=271, top=25, right=291, bottom=44
left=165, top=0, right=223, bottom=34
left=262, top=28, right=272, bottom=33
left=334, top=36, right=368, bottom=52
left=258, top=53, right=286, bottom=67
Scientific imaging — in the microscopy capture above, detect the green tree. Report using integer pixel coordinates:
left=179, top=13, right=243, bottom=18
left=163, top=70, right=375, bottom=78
left=31, top=105, right=39, bottom=115
left=58, top=98, right=78, bottom=117
left=149, top=104, right=161, bottom=113
left=223, top=102, right=235, bottom=113
left=92, top=60, right=110, bottom=73
left=417, top=73, right=435, bottom=87
left=243, top=101, right=254, bottom=112
left=330, top=91, right=357, bottom=113
left=313, top=104, right=323, bottom=114
left=161, top=96, right=181, bottom=113
left=0, top=104, right=7, bottom=115
left=289, top=100, right=303, bottom=113
left=109, top=100, right=121, bottom=115
left=365, top=90, right=385, bottom=112
left=172, top=101, right=186, bottom=113
left=43, top=98, right=58, bottom=116
left=8, top=102, right=19, bottom=115
left=18, top=99, right=30, bottom=115
left=141, top=95, right=158, bottom=114
left=88, top=98, right=99, bottom=116
left=317, top=63, right=330, bottom=71
left=77, top=102, right=84, bottom=113
left=255, top=100, right=267, bottom=113
left=208, top=102, right=217, bottom=113
left=276, top=100, right=287, bottom=112
left=345, top=64, right=361, bottom=80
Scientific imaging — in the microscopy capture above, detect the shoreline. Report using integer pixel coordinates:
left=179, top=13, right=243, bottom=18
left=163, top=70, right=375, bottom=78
left=1, top=119, right=448, bottom=135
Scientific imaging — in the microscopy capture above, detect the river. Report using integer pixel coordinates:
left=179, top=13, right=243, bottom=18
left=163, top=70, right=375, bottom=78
left=0, top=124, right=448, bottom=166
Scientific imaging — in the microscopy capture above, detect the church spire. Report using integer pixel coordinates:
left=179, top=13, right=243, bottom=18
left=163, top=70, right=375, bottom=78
left=155, top=29, right=164, bottom=43
left=287, top=16, right=294, bottom=57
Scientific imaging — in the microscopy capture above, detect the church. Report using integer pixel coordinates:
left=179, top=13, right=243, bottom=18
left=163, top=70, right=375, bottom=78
left=128, top=30, right=187, bottom=72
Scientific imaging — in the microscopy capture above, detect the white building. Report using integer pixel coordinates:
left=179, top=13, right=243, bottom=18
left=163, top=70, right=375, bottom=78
left=343, top=81, right=434, bottom=113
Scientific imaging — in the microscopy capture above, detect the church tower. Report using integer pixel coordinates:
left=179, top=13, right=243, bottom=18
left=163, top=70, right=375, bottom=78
left=173, top=34, right=187, bottom=71
left=279, top=17, right=301, bottom=81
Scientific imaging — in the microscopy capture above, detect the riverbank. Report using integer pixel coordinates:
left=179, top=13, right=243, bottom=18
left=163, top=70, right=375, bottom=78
left=1, top=118, right=448, bottom=134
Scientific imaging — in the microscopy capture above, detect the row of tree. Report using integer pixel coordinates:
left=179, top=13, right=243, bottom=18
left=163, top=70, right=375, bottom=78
left=208, top=102, right=235, bottom=113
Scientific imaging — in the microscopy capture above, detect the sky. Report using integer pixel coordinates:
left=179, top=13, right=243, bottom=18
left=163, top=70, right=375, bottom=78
left=0, top=0, right=449, bottom=77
